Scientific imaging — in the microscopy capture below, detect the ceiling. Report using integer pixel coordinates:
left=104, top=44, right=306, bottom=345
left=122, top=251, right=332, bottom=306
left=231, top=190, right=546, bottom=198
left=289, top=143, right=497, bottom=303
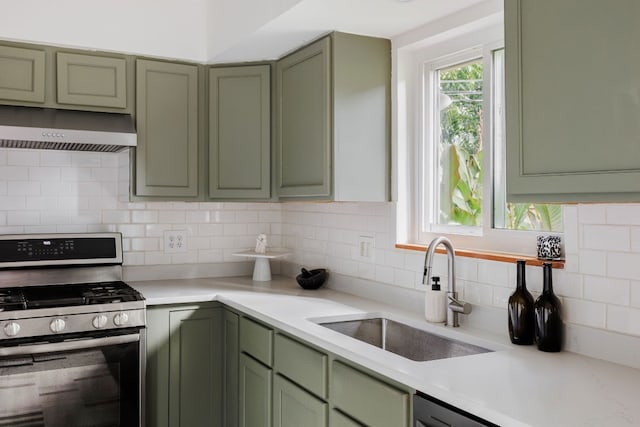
left=211, top=0, right=488, bottom=62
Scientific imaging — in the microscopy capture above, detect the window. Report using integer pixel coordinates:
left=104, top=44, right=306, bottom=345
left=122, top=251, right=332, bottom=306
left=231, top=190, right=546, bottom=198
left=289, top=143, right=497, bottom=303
left=416, top=38, right=562, bottom=253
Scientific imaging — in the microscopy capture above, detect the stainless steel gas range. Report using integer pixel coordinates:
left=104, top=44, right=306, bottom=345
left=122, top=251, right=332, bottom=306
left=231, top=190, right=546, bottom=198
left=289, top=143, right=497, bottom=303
left=0, top=233, right=145, bottom=427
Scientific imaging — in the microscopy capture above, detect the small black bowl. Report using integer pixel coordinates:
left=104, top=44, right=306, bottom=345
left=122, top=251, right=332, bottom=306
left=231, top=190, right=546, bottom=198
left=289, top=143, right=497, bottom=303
left=296, top=268, right=328, bottom=290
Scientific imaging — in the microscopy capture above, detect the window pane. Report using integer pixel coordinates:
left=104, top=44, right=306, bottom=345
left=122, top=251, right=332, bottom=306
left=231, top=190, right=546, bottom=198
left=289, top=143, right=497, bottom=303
left=436, top=59, right=483, bottom=227
left=491, top=48, right=563, bottom=232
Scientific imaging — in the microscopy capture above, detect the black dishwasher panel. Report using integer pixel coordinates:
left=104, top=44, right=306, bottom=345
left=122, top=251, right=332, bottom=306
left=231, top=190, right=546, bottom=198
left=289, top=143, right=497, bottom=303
left=414, top=392, right=499, bottom=427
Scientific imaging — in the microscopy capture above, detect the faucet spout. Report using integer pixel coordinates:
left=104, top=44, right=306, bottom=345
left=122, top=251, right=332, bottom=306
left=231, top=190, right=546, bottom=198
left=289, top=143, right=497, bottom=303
left=422, top=236, right=471, bottom=327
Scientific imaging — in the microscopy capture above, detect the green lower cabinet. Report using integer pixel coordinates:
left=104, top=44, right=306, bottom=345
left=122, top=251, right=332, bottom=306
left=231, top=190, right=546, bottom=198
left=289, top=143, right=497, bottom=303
left=273, top=374, right=327, bottom=427
left=146, top=304, right=223, bottom=427
left=331, top=360, right=411, bottom=427
left=240, top=353, right=273, bottom=427
left=330, top=410, right=363, bottom=427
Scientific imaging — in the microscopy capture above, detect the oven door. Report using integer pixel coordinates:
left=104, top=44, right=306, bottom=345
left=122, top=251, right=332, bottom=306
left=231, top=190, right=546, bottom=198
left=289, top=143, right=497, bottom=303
left=0, top=329, right=144, bottom=427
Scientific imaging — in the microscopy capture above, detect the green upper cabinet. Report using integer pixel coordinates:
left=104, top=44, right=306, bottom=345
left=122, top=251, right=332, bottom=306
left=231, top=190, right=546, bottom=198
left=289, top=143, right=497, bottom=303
left=276, top=32, right=391, bottom=201
left=505, top=0, right=640, bottom=202
left=0, top=45, right=45, bottom=103
left=56, top=52, right=127, bottom=108
left=135, top=59, right=199, bottom=198
left=209, top=65, right=271, bottom=199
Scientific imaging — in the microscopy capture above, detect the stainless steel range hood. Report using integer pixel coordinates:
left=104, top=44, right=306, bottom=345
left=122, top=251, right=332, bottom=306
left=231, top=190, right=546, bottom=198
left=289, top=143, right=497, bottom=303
left=0, top=105, right=136, bottom=152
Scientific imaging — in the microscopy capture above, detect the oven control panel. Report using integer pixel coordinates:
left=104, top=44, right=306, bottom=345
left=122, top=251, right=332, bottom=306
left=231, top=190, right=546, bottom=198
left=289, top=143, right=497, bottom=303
left=0, top=308, right=145, bottom=340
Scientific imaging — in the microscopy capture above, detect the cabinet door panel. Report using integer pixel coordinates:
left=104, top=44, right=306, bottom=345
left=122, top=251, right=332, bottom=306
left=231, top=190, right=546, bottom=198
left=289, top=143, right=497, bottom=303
left=330, top=410, right=363, bottom=427
left=506, top=0, right=640, bottom=202
left=0, top=45, right=45, bottom=103
left=276, top=37, right=331, bottom=198
left=274, top=333, right=327, bottom=399
left=273, top=374, right=327, bottom=427
left=57, top=52, right=127, bottom=108
left=168, top=307, right=222, bottom=427
left=136, top=59, right=198, bottom=197
left=209, top=65, right=270, bottom=199
left=331, top=361, right=410, bottom=427
left=239, top=353, right=272, bottom=427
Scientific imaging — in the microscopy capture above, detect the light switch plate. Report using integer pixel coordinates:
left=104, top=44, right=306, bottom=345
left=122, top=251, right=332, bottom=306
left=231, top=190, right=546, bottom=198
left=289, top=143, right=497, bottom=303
left=357, top=235, right=375, bottom=262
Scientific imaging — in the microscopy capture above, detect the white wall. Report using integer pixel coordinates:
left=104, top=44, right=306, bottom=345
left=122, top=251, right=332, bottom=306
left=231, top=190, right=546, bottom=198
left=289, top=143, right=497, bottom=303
left=1, top=0, right=209, bottom=61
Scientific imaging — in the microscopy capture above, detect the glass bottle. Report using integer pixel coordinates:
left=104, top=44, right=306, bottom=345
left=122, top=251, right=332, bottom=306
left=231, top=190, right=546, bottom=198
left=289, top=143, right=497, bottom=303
left=508, top=260, right=534, bottom=345
left=535, top=262, right=563, bottom=352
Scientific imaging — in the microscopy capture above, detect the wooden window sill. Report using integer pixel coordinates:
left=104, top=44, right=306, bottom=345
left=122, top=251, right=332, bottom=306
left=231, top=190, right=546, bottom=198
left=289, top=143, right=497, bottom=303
left=395, top=243, right=565, bottom=269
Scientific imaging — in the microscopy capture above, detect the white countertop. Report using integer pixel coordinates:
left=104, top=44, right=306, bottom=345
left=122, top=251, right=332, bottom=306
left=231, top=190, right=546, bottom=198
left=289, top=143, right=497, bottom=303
left=132, top=275, right=640, bottom=427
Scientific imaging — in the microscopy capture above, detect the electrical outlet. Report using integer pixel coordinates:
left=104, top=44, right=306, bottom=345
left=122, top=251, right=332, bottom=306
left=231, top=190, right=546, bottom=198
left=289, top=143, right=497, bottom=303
left=164, top=230, right=187, bottom=253
left=357, top=235, right=375, bottom=261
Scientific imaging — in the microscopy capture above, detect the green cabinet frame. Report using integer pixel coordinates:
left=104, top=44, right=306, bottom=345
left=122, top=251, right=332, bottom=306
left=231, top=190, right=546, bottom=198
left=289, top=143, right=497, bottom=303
left=0, top=45, right=45, bottom=103
left=209, top=65, right=271, bottom=199
left=505, top=0, right=640, bottom=202
left=224, top=309, right=240, bottom=427
left=56, top=52, right=127, bottom=108
left=135, top=59, right=199, bottom=197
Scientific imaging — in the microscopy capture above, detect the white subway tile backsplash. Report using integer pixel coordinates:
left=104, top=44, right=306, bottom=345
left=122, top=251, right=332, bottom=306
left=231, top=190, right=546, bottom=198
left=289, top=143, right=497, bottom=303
left=7, top=211, right=39, bottom=225
left=0, top=166, right=29, bottom=181
left=579, top=204, right=606, bottom=224
left=132, top=210, right=159, bottom=224
left=564, top=298, right=607, bottom=329
left=579, top=250, right=608, bottom=276
left=8, top=181, right=40, bottom=196
left=607, top=252, right=640, bottom=280
left=606, top=305, right=640, bottom=336
left=583, top=275, right=630, bottom=305
left=478, top=260, right=510, bottom=287
left=8, top=150, right=40, bottom=166
left=29, top=167, right=61, bottom=181
left=158, top=210, right=186, bottom=224
left=40, top=151, right=71, bottom=166
left=102, top=210, right=131, bottom=224
left=606, top=204, right=640, bottom=226
left=583, top=225, right=630, bottom=251
left=0, top=151, right=6, bottom=165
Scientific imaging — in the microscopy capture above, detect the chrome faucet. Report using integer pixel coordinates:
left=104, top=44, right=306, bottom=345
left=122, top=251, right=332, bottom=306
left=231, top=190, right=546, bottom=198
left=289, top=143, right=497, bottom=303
left=422, top=236, right=472, bottom=327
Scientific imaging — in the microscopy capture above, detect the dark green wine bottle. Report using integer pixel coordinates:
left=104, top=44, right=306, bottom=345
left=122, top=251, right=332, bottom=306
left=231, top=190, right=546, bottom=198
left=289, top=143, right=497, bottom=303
left=535, top=262, right=563, bottom=352
left=508, top=260, right=535, bottom=345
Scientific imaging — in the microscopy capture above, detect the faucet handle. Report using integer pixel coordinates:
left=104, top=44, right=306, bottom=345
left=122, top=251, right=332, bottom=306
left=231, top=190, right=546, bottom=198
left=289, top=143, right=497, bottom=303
left=448, top=295, right=472, bottom=315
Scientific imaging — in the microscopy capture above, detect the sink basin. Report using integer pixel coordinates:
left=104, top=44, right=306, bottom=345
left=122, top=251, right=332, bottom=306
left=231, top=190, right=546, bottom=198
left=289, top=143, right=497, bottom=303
left=317, top=316, right=492, bottom=362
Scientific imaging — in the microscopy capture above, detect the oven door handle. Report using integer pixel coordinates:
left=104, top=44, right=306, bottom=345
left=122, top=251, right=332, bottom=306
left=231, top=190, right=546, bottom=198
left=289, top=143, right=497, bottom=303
left=0, top=333, right=140, bottom=357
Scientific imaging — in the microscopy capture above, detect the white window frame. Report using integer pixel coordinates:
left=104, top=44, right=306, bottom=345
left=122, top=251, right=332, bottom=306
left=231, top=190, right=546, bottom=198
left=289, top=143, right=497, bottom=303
left=412, top=28, right=561, bottom=255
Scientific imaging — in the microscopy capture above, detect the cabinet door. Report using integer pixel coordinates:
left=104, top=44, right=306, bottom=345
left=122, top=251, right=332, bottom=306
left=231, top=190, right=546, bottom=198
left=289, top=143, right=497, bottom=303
left=56, top=52, right=127, bottom=108
left=276, top=37, right=331, bottom=198
left=209, top=65, right=270, bottom=199
left=0, top=45, right=45, bottom=103
left=146, top=305, right=223, bottom=427
left=239, top=353, right=272, bottom=427
left=168, top=307, right=222, bottom=427
left=330, top=410, right=363, bottom=427
left=136, top=59, right=199, bottom=197
left=273, top=374, right=327, bottom=427
left=331, top=361, right=410, bottom=427
left=505, top=0, right=640, bottom=202
left=224, top=309, right=240, bottom=427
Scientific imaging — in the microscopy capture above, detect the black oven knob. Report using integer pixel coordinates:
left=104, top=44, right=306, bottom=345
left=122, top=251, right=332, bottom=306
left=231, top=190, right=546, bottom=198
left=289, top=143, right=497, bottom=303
left=4, top=322, right=20, bottom=337
left=50, top=318, right=66, bottom=333
left=113, top=312, right=129, bottom=326
left=92, top=314, right=108, bottom=329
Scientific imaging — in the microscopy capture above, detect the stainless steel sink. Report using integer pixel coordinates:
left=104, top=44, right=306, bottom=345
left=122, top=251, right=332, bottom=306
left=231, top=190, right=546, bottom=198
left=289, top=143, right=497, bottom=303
left=318, top=317, right=492, bottom=362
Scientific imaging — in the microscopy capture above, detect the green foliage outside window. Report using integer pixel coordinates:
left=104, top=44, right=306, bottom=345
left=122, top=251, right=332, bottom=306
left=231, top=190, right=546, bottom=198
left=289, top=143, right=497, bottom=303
left=438, top=60, right=562, bottom=232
